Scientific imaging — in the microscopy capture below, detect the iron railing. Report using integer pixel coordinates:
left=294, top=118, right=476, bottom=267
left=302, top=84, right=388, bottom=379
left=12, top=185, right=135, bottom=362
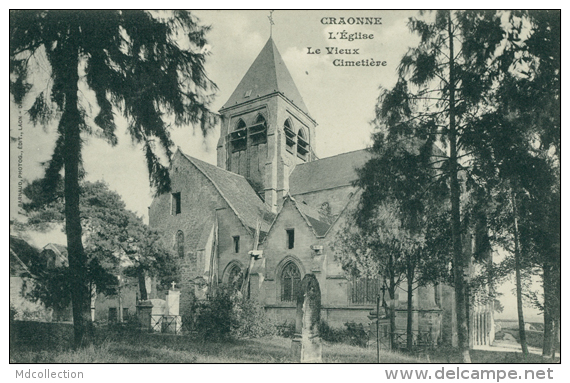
left=368, top=328, right=438, bottom=350
left=150, top=314, right=182, bottom=334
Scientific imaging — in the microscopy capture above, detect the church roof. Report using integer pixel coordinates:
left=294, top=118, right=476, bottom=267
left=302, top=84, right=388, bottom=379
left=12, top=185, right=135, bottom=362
left=179, top=151, right=274, bottom=233
left=220, top=37, right=310, bottom=116
left=289, top=149, right=372, bottom=195
left=262, top=196, right=332, bottom=241
left=10, top=236, right=40, bottom=277
left=43, top=243, right=68, bottom=258
left=42, top=243, right=69, bottom=266
left=295, top=201, right=331, bottom=237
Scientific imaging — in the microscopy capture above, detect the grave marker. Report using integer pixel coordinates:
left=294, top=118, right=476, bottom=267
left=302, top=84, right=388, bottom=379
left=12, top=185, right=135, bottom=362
left=291, top=273, right=322, bottom=362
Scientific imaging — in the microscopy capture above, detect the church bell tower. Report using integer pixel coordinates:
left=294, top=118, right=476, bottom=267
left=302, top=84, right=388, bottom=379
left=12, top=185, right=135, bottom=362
left=217, top=37, right=317, bottom=213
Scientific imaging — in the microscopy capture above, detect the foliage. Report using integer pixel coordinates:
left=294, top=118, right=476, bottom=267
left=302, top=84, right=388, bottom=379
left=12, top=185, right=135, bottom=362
left=319, top=321, right=369, bottom=348
left=365, top=10, right=529, bottom=361
left=373, top=10, right=561, bottom=358
left=335, top=137, right=453, bottom=351
left=191, top=285, right=276, bottom=341
left=10, top=10, right=218, bottom=196
left=276, top=322, right=296, bottom=338
left=231, top=297, right=276, bottom=338
left=10, top=304, right=18, bottom=323
left=460, top=10, right=560, bottom=356
left=8, top=303, right=52, bottom=323
left=10, top=9, right=217, bottom=346
left=25, top=261, right=117, bottom=313
left=333, top=207, right=403, bottom=281
left=9, top=236, right=44, bottom=272
left=17, top=307, right=54, bottom=322
left=191, top=287, right=233, bottom=340
left=22, top=179, right=178, bottom=307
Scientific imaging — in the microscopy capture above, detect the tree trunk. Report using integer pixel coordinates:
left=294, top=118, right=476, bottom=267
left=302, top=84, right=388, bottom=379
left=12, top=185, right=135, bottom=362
left=542, top=262, right=554, bottom=358
left=388, top=252, right=397, bottom=350
left=487, top=246, right=495, bottom=345
left=553, top=317, right=560, bottom=358
left=138, top=268, right=148, bottom=301
left=406, top=258, right=414, bottom=351
left=542, top=310, right=553, bottom=358
left=62, top=28, right=92, bottom=348
left=511, top=190, right=529, bottom=357
left=447, top=10, right=471, bottom=363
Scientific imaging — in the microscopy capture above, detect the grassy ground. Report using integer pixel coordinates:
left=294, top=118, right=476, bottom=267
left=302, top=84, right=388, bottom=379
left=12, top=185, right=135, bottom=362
left=10, top=329, right=559, bottom=363
left=10, top=331, right=414, bottom=363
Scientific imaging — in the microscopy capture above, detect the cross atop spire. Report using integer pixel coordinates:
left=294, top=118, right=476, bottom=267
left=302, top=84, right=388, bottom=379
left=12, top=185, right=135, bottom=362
left=268, top=10, right=275, bottom=37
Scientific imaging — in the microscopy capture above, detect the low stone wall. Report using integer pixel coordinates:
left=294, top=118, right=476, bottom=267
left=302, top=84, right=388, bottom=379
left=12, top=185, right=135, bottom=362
left=266, top=306, right=372, bottom=327
left=321, top=307, right=373, bottom=327
left=10, top=321, right=74, bottom=347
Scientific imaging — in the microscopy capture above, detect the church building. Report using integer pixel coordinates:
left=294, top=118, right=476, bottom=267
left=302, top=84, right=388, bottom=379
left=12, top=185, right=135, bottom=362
left=148, top=37, right=491, bottom=346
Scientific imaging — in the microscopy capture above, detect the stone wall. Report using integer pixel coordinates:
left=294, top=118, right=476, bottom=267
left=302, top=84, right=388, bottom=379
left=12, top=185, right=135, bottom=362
left=259, top=198, right=325, bottom=306
left=218, top=94, right=317, bottom=213
left=94, top=281, right=138, bottom=323
left=149, top=151, right=232, bottom=314
left=217, top=207, right=255, bottom=283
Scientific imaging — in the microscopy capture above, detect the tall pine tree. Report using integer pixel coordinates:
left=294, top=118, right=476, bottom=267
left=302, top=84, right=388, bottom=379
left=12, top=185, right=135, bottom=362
left=373, top=11, right=510, bottom=362
left=10, top=10, right=217, bottom=347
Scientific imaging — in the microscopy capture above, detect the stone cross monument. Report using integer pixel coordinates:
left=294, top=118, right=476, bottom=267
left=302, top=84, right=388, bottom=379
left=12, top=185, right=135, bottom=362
left=291, top=273, right=322, bottom=362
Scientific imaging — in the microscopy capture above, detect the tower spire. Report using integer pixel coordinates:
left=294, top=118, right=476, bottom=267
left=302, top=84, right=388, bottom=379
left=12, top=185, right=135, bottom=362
left=217, top=33, right=318, bottom=213
left=220, top=37, right=310, bottom=116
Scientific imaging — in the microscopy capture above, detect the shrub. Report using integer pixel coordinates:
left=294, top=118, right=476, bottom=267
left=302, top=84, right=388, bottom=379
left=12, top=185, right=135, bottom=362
left=319, top=320, right=345, bottom=343
left=344, top=321, right=368, bottom=347
left=191, top=285, right=276, bottom=341
left=193, top=288, right=234, bottom=341
left=277, top=322, right=296, bottom=338
left=232, top=297, right=276, bottom=338
left=317, top=320, right=369, bottom=347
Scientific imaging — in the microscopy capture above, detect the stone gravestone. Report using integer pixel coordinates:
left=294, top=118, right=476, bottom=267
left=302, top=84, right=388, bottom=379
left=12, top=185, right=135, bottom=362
left=149, top=298, right=166, bottom=332
left=165, top=290, right=180, bottom=316
left=136, top=300, right=153, bottom=331
left=291, top=273, right=322, bottom=363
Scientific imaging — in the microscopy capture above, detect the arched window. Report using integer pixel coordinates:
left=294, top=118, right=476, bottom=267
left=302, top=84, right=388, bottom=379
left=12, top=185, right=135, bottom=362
left=176, top=231, right=184, bottom=257
left=281, top=261, right=301, bottom=302
left=226, top=264, right=243, bottom=290
left=284, top=119, right=296, bottom=153
left=297, top=128, right=309, bottom=160
left=235, top=119, right=246, bottom=131
left=231, top=119, right=247, bottom=152
left=250, top=114, right=267, bottom=145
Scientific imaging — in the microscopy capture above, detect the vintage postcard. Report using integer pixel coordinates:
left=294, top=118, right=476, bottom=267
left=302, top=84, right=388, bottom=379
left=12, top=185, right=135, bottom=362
left=9, top=9, right=560, bottom=379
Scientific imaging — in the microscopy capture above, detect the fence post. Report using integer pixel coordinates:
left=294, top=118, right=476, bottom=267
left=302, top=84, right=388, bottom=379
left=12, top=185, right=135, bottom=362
left=377, top=294, right=380, bottom=363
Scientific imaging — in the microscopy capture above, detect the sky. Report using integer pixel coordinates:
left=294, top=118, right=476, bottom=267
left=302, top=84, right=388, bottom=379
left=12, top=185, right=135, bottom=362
left=9, top=10, right=419, bottom=223
left=8, top=10, right=548, bottom=321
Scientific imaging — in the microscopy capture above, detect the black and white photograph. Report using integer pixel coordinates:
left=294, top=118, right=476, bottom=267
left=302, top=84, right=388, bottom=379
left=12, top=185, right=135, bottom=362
left=9, top=8, right=561, bottom=377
